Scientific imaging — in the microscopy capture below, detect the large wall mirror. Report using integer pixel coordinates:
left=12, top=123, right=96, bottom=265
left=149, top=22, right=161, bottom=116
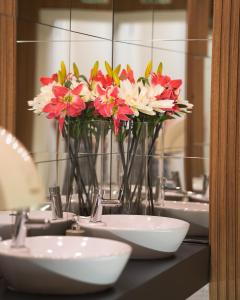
left=15, top=0, right=213, bottom=251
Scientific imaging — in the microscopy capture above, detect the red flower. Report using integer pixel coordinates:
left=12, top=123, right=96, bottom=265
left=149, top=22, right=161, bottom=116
left=40, top=73, right=58, bottom=86
left=152, top=73, right=182, bottom=100
left=91, top=70, right=113, bottom=88
left=119, top=68, right=135, bottom=84
left=43, top=84, right=86, bottom=132
left=94, top=85, right=133, bottom=134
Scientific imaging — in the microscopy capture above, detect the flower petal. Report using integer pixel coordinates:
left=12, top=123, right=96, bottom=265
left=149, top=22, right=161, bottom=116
left=110, top=86, right=119, bottom=98
left=96, top=84, right=106, bottom=96
left=52, top=86, right=69, bottom=98
left=170, top=79, right=182, bottom=89
left=72, top=84, right=84, bottom=95
left=40, top=76, right=54, bottom=86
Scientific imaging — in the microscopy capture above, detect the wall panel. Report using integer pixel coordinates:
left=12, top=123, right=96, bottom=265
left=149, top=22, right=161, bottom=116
left=0, top=0, right=16, bottom=133
left=210, top=0, right=240, bottom=299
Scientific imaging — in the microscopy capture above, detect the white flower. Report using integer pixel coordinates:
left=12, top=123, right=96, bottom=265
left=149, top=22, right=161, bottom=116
left=119, top=80, right=155, bottom=116
left=70, top=76, right=92, bottom=102
left=80, top=84, right=93, bottom=102
left=28, top=83, right=56, bottom=114
left=147, top=83, right=174, bottom=113
left=150, top=100, right=175, bottom=113
left=176, top=98, right=194, bottom=113
left=147, top=84, right=165, bottom=101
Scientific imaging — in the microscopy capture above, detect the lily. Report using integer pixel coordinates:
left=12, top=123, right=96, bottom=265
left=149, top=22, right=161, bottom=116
left=43, top=84, right=86, bottom=131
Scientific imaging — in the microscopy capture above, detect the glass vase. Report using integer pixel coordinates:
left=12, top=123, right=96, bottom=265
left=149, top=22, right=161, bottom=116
left=62, top=119, right=164, bottom=216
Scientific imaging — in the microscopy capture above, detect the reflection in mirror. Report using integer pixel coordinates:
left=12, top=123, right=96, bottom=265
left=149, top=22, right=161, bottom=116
left=16, top=36, right=70, bottom=158
left=15, top=1, right=212, bottom=236
left=112, top=0, right=212, bottom=239
left=71, top=0, right=113, bottom=40
left=114, top=0, right=153, bottom=47
left=18, top=0, right=71, bottom=30
left=16, top=22, right=70, bottom=200
left=70, top=34, right=112, bottom=74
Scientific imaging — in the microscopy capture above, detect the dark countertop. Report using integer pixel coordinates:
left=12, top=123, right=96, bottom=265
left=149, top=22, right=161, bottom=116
left=0, top=242, right=209, bottom=300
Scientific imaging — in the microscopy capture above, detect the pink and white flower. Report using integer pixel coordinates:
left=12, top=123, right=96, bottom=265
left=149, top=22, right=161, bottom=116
left=28, top=61, right=193, bottom=135
left=43, top=84, right=86, bottom=131
left=28, top=82, right=56, bottom=114
left=94, top=84, right=133, bottom=134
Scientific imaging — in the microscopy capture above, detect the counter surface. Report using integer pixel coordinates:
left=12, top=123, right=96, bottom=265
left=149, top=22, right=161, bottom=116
left=0, top=242, right=209, bottom=300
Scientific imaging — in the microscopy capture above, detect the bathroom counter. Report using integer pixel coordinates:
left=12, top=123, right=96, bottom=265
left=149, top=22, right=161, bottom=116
left=0, top=242, right=209, bottom=300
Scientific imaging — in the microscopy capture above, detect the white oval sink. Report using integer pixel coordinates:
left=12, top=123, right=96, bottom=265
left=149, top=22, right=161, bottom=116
left=156, top=201, right=209, bottom=236
left=0, top=211, right=75, bottom=240
left=80, top=215, right=189, bottom=259
left=0, top=236, right=131, bottom=294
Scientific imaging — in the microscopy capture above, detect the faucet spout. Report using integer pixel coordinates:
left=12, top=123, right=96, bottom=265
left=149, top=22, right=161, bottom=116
left=11, top=209, right=50, bottom=248
left=11, top=210, right=28, bottom=248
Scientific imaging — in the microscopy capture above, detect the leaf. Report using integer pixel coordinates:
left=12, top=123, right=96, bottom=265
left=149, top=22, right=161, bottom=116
left=60, top=61, right=67, bottom=79
left=113, top=71, right=120, bottom=86
left=57, top=71, right=64, bottom=85
left=65, top=80, right=72, bottom=88
left=91, top=61, right=99, bottom=78
left=79, top=75, right=88, bottom=82
left=157, top=62, right=163, bottom=75
left=137, top=77, right=146, bottom=84
left=73, top=62, right=80, bottom=78
left=145, top=60, right=152, bottom=79
left=114, top=64, right=121, bottom=75
left=105, top=61, right=113, bottom=77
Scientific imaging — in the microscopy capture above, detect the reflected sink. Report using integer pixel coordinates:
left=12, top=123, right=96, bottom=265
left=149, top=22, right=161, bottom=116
left=80, top=215, right=189, bottom=259
left=0, top=211, right=75, bottom=240
left=156, top=201, right=209, bottom=237
left=0, top=236, right=131, bottom=294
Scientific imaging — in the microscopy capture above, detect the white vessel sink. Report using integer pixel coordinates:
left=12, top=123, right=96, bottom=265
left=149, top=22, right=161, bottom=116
left=80, top=215, right=189, bottom=259
left=188, top=192, right=209, bottom=203
left=0, top=211, right=75, bottom=240
left=0, top=236, right=131, bottom=294
left=156, top=201, right=209, bottom=236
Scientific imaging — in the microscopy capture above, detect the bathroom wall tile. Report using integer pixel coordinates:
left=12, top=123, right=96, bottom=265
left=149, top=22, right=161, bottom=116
left=17, top=19, right=71, bottom=41
left=16, top=39, right=70, bottom=158
left=18, top=0, right=71, bottom=30
left=152, top=45, right=211, bottom=159
left=114, top=9, right=153, bottom=47
left=70, top=32, right=112, bottom=75
left=71, top=0, right=113, bottom=40
left=113, top=42, right=152, bottom=78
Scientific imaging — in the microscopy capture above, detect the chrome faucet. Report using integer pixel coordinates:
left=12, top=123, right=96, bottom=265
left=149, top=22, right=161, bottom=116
left=90, top=189, right=103, bottom=223
left=11, top=209, right=50, bottom=248
left=49, top=186, right=63, bottom=219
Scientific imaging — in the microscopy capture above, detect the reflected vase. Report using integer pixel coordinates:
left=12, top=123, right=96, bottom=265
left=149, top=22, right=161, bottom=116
left=62, top=119, right=164, bottom=216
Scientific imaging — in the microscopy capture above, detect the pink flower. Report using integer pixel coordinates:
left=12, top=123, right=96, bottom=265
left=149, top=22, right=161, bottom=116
left=91, top=70, right=113, bottom=88
left=94, top=85, right=133, bottom=134
left=40, top=73, right=58, bottom=86
left=43, top=84, right=86, bottom=132
left=151, top=73, right=182, bottom=100
left=119, top=68, right=135, bottom=84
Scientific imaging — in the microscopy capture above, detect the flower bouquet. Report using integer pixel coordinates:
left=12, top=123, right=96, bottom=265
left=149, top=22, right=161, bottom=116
left=29, top=61, right=193, bottom=215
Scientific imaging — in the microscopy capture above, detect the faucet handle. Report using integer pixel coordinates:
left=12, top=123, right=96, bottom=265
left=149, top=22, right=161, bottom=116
left=25, top=217, right=50, bottom=229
